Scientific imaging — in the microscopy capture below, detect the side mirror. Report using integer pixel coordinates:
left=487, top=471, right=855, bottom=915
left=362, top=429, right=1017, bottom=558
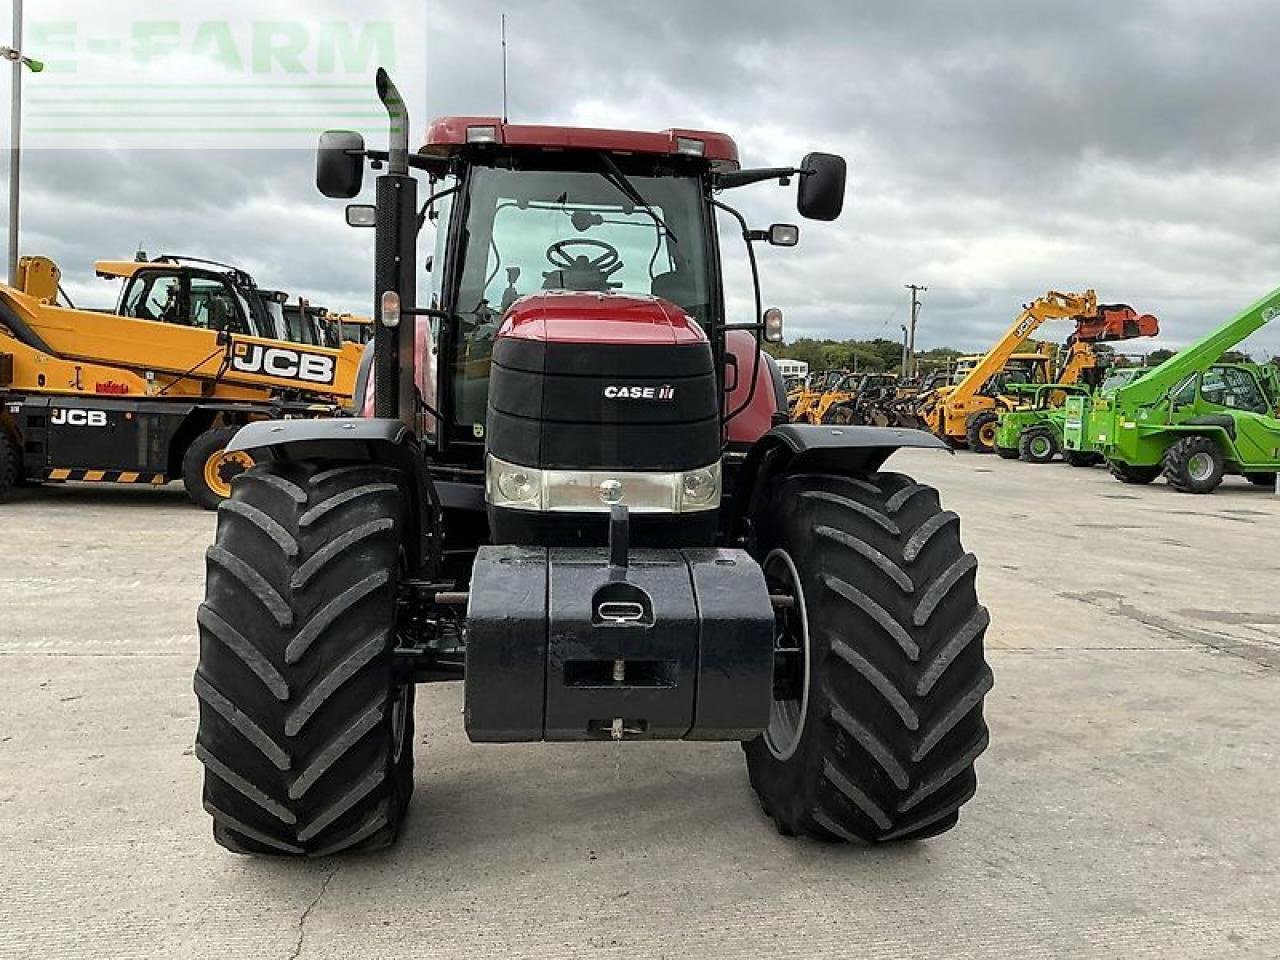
left=797, top=152, right=847, bottom=222
left=767, top=224, right=800, bottom=247
left=317, top=130, right=366, bottom=199
left=345, top=204, right=377, bottom=228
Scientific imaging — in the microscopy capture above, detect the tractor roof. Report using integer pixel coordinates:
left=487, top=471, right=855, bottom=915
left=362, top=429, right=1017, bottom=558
left=422, top=117, right=740, bottom=170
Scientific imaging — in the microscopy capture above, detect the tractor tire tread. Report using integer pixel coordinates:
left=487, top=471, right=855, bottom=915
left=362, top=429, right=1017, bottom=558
left=744, top=471, right=991, bottom=844
left=194, top=458, right=413, bottom=857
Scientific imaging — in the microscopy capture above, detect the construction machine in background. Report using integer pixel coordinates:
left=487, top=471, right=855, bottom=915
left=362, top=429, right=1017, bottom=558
left=1065, top=291, right=1280, bottom=492
left=190, top=70, right=993, bottom=856
left=916, top=291, right=1158, bottom=451
left=993, top=337, right=1162, bottom=464
left=0, top=256, right=365, bottom=507
left=819, top=372, right=900, bottom=425
left=787, top=367, right=847, bottom=422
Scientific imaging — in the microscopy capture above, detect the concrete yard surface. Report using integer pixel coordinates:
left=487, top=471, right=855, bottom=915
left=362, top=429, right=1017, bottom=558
left=1, top=451, right=1278, bottom=959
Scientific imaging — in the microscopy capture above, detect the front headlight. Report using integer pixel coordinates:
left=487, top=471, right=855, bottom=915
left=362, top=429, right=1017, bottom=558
left=486, top=455, right=721, bottom=514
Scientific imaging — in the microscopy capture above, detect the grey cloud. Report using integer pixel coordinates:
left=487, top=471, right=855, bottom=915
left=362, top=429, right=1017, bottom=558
left=12, top=1, right=1280, bottom=358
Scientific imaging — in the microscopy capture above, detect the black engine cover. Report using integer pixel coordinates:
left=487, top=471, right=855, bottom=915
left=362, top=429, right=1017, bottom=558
left=486, top=337, right=720, bottom=472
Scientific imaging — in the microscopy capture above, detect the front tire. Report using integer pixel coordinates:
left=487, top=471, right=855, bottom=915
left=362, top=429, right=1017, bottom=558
left=965, top=412, right=1000, bottom=454
left=1019, top=426, right=1059, bottom=464
left=744, top=471, right=992, bottom=843
left=995, top=445, right=1021, bottom=460
left=194, top=460, right=414, bottom=856
left=1064, top=450, right=1102, bottom=468
left=822, top=404, right=856, bottom=426
left=1107, top=459, right=1162, bottom=485
left=1162, top=435, right=1225, bottom=494
left=182, top=425, right=257, bottom=511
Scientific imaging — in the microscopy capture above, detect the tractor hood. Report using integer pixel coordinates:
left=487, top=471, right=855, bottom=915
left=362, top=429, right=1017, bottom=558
left=497, top=291, right=707, bottom=347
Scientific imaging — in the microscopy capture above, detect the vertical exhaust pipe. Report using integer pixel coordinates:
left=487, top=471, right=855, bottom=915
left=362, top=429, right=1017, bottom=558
left=373, top=68, right=418, bottom=425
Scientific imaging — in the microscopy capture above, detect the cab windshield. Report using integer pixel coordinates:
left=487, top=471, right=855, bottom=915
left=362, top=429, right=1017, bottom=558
left=450, top=163, right=711, bottom=432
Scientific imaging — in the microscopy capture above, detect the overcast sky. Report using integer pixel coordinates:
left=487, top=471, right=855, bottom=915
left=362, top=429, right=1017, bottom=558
left=11, top=0, right=1280, bottom=357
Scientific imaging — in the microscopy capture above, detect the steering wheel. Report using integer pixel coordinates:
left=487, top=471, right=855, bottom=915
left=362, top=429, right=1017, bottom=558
left=546, top=238, right=622, bottom=274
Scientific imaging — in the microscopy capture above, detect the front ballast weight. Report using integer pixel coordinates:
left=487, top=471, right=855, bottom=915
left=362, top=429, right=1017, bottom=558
left=465, top=506, right=776, bottom=742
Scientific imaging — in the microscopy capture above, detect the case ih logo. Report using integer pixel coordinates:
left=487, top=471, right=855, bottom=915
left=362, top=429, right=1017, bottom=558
left=231, top=344, right=337, bottom=385
left=603, top=384, right=676, bottom=401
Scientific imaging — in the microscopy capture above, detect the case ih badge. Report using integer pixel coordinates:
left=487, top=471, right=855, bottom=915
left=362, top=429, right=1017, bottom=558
left=603, top=384, right=676, bottom=400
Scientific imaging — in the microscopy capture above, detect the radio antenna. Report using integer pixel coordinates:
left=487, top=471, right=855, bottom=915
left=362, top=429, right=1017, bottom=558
left=501, top=14, right=509, bottom=123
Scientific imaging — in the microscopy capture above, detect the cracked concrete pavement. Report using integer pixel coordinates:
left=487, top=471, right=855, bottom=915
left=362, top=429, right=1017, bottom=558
left=1, top=451, right=1278, bottom=959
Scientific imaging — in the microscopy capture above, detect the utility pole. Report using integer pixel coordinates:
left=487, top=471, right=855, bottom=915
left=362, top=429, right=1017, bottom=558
left=4, top=0, right=43, bottom=286
left=905, top=283, right=927, bottom=380
left=899, top=324, right=909, bottom=377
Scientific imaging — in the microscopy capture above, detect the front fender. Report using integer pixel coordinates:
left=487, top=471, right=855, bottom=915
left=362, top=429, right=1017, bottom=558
left=227, top=416, right=411, bottom=457
left=227, top=417, right=435, bottom=574
left=727, top=424, right=951, bottom=541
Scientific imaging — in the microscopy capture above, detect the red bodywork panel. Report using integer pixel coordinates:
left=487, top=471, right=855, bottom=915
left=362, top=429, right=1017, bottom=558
left=498, top=294, right=781, bottom=446
left=499, top=291, right=708, bottom=346
left=423, top=117, right=740, bottom=170
left=724, top=329, right=783, bottom=445
left=1073, top=305, right=1160, bottom=343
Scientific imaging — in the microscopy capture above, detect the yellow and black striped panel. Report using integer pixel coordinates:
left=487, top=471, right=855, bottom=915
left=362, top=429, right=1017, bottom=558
left=43, top=468, right=168, bottom=486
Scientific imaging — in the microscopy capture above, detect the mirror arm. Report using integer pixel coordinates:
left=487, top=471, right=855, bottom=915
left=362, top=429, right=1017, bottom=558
left=715, top=166, right=804, bottom=190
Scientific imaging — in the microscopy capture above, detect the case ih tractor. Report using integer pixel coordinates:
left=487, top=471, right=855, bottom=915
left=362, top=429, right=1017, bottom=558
left=193, top=71, right=992, bottom=856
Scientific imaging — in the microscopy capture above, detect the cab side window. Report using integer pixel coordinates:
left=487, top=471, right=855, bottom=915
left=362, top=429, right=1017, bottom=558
left=188, top=277, right=249, bottom=335
left=122, top=271, right=183, bottom=324
left=1206, top=367, right=1266, bottom=413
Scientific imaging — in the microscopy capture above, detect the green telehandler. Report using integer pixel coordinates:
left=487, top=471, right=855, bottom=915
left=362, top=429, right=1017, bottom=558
left=1000, top=367, right=1154, bottom=466
left=1064, top=290, right=1280, bottom=493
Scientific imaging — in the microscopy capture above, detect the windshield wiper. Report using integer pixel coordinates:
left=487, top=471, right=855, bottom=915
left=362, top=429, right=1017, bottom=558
left=596, top=152, right=678, bottom=245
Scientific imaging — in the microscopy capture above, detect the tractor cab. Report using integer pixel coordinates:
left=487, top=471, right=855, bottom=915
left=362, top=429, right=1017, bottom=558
left=330, top=116, right=845, bottom=470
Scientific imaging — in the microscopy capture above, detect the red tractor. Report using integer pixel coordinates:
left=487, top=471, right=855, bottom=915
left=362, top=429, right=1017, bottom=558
left=194, top=71, right=992, bottom=855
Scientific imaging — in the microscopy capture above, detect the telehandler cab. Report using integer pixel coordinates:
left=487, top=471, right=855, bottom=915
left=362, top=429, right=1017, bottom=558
left=194, top=71, right=992, bottom=856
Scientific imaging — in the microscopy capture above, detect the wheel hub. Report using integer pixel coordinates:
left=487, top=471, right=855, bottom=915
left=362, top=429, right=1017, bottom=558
left=762, top=549, right=810, bottom=762
left=204, top=449, right=255, bottom=499
left=1187, top=452, right=1214, bottom=483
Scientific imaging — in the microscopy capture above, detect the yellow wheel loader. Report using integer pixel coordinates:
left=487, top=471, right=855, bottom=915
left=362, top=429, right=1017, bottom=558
left=0, top=256, right=367, bottom=507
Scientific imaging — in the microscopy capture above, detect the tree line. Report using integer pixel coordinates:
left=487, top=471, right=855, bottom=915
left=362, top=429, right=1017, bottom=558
left=765, top=338, right=1273, bottom=375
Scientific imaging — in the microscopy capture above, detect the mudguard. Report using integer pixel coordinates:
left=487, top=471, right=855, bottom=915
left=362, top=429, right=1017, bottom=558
left=727, top=423, right=951, bottom=539
left=226, top=417, right=436, bottom=571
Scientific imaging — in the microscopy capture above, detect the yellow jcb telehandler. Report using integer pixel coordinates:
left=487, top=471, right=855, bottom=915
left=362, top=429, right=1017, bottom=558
left=0, top=256, right=367, bottom=507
